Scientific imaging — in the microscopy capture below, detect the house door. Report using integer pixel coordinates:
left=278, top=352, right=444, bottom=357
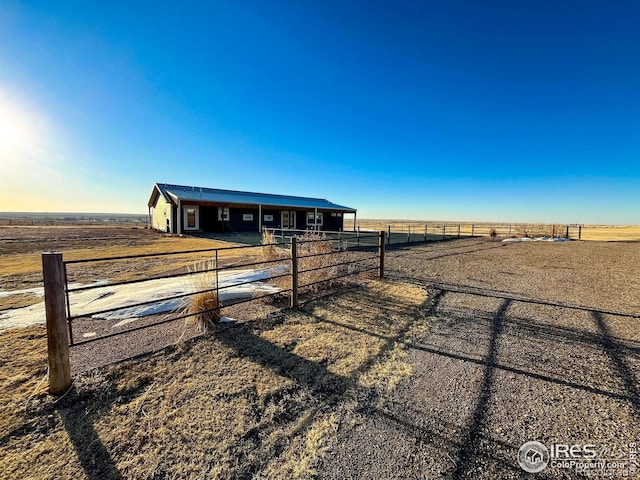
left=281, top=211, right=296, bottom=229
left=183, top=206, right=199, bottom=230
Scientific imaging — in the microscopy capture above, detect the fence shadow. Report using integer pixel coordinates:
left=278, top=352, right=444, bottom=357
left=593, top=311, right=640, bottom=417
left=214, top=285, right=437, bottom=401
left=215, top=324, right=351, bottom=401
left=389, top=283, right=640, bottom=477
left=52, top=380, right=153, bottom=480
left=56, top=403, right=124, bottom=480
left=217, top=281, right=638, bottom=477
left=450, top=299, right=510, bottom=479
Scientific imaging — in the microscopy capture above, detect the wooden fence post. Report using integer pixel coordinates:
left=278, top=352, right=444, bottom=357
left=457, top=224, right=461, bottom=238
left=407, top=225, right=411, bottom=243
left=290, top=237, right=299, bottom=310
left=578, top=225, right=582, bottom=240
left=387, top=225, right=391, bottom=245
left=42, top=252, right=72, bottom=395
left=379, top=231, right=385, bottom=279
left=471, top=224, right=475, bottom=237
left=424, top=224, right=427, bottom=242
left=442, top=225, right=446, bottom=239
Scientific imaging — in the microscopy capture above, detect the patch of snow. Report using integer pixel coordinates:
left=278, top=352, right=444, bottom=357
left=0, top=280, right=108, bottom=299
left=502, top=237, right=571, bottom=244
left=0, top=266, right=286, bottom=331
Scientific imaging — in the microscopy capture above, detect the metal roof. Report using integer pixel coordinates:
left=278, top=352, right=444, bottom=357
left=149, top=183, right=356, bottom=212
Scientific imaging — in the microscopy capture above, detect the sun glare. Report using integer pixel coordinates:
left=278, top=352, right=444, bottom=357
left=0, top=94, right=42, bottom=159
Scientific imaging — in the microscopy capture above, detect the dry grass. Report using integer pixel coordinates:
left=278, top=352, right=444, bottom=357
left=0, top=280, right=430, bottom=480
left=580, top=224, right=640, bottom=241
left=261, top=229, right=285, bottom=262
left=0, top=235, right=241, bottom=278
left=0, top=326, right=48, bottom=441
left=184, top=260, right=221, bottom=331
left=0, top=293, right=41, bottom=310
left=0, top=227, right=246, bottom=311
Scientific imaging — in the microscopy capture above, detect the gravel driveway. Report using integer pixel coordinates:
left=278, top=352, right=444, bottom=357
left=320, top=238, right=640, bottom=479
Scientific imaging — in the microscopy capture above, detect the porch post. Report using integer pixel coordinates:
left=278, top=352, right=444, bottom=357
left=314, top=207, right=318, bottom=231
left=258, top=204, right=262, bottom=233
left=177, top=199, right=182, bottom=235
left=353, top=211, right=357, bottom=232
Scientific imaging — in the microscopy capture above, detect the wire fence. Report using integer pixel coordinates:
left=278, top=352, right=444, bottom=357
left=343, top=222, right=583, bottom=244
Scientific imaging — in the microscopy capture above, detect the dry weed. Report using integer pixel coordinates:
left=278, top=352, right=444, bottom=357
left=261, top=229, right=284, bottom=262
left=514, top=223, right=556, bottom=238
left=183, top=260, right=220, bottom=331
left=296, top=231, right=351, bottom=294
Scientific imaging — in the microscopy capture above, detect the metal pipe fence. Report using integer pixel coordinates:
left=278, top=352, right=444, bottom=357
left=42, top=231, right=386, bottom=392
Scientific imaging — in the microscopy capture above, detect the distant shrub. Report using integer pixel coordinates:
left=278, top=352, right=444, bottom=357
left=515, top=224, right=554, bottom=239
left=260, top=229, right=365, bottom=298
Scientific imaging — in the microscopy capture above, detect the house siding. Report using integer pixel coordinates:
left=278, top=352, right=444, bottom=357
left=261, top=209, right=280, bottom=229
left=323, top=211, right=344, bottom=231
left=299, top=210, right=344, bottom=231
left=151, top=196, right=173, bottom=232
left=152, top=202, right=346, bottom=233
left=226, top=207, right=259, bottom=232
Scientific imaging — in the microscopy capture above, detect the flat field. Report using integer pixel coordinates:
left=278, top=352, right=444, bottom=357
left=1, top=227, right=639, bottom=479
left=0, top=226, right=251, bottom=309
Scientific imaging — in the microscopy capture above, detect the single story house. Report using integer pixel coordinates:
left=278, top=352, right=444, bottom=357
left=147, top=183, right=357, bottom=234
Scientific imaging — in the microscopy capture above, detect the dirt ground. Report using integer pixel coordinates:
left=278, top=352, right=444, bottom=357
left=1, top=230, right=639, bottom=479
left=320, top=238, right=640, bottom=479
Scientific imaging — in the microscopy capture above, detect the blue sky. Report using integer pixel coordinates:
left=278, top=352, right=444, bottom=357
left=0, top=1, right=638, bottom=223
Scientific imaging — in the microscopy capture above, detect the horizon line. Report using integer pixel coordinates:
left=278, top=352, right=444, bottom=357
left=0, top=211, right=637, bottom=227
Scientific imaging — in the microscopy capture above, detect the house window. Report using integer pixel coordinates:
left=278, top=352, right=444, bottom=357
left=263, top=214, right=273, bottom=222
left=307, top=212, right=323, bottom=226
left=243, top=214, right=254, bottom=221
left=218, top=207, right=229, bottom=221
left=187, top=209, right=196, bottom=228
